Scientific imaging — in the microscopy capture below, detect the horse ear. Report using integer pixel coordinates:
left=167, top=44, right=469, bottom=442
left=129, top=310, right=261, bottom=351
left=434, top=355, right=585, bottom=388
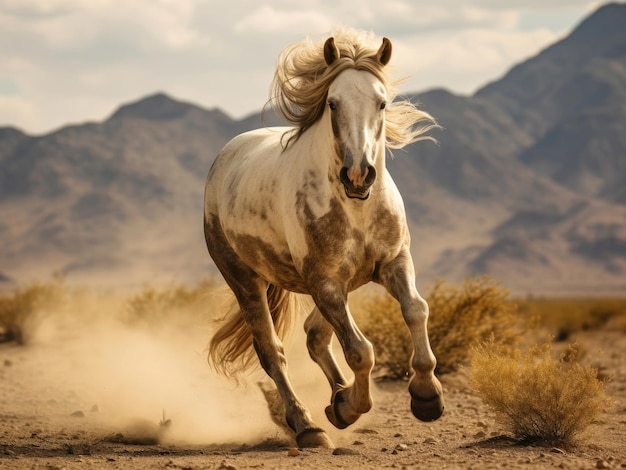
left=324, top=37, right=340, bottom=66
left=376, top=37, right=392, bottom=66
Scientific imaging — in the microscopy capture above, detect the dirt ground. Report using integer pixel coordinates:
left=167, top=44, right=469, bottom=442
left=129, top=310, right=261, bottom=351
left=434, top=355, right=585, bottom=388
left=0, top=319, right=624, bottom=470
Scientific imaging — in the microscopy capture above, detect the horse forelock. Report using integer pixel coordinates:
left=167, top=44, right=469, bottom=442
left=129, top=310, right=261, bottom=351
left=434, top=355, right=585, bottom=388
left=269, top=28, right=440, bottom=151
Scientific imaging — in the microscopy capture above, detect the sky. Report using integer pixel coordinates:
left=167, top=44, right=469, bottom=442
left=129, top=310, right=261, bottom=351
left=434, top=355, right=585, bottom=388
left=0, top=0, right=605, bottom=135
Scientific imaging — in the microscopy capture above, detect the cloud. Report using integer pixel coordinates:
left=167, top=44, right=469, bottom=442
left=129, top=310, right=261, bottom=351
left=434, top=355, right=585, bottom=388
left=234, top=4, right=335, bottom=35
left=391, top=26, right=558, bottom=94
left=0, top=0, right=605, bottom=134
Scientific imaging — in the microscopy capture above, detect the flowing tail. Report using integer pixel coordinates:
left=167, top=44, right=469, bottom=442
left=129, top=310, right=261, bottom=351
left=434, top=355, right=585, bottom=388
left=208, top=284, right=299, bottom=377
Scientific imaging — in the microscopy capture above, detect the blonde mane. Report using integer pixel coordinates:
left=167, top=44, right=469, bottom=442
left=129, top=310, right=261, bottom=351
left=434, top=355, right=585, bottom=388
left=270, top=29, right=438, bottom=149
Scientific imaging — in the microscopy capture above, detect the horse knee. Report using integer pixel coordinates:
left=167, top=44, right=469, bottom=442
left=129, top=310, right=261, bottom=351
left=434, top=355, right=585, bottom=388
left=403, top=297, right=429, bottom=327
left=345, top=340, right=374, bottom=375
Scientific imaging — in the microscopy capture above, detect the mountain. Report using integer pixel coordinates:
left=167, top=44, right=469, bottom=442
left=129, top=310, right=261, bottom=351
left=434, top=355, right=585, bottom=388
left=475, top=2, right=626, bottom=202
left=1, top=3, right=625, bottom=294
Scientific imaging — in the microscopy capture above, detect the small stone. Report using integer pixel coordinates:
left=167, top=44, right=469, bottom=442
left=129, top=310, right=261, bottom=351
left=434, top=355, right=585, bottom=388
left=354, top=428, right=379, bottom=434
left=550, top=447, right=566, bottom=454
left=352, top=440, right=364, bottom=445
left=473, top=431, right=487, bottom=439
left=395, top=443, right=408, bottom=451
left=287, top=448, right=299, bottom=457
left=218, top=460, right=237, bottom=470
left=4, top=359, right=12, bottom=367
left=423, top=437, right=437, bottom=444
left=596, top=460, right=610, bottom=469
left=394, top=432, right=403, bottom=438
left=332, top=447, right=360, bottom=456
left=90, top=404, right=100, bottom=413
left=476, top=421, right=488, bottom=429
left=70, top=410, right=85, bottom=418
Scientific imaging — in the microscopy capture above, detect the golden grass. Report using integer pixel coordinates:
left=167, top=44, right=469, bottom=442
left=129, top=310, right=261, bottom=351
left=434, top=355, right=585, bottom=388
left=0, top=278, right=67, bottom=344
left=471, top=339, right=612, bottom=445
left=355, top=276, right=524, bottom=377
left=0, top=277, right=222, bottom=344
left=516, top=297, right=626, bottom=340
left=125, top=278, right=220, bottom=326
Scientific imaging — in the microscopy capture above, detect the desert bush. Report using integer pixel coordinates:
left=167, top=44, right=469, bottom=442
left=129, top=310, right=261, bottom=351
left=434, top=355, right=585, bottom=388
left=517, top=298, right=626, bottom=340
left=470, top=339, right=612, bottom=445
left=0, top=279, right=66, bottom=344
left=356, top=276, right=523, bottom=378
left=125, top=278, right=221, bottom=326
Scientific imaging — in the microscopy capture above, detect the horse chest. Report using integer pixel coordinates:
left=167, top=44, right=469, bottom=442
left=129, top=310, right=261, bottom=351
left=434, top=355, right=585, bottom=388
left=297, top=194, right=405, bottom=287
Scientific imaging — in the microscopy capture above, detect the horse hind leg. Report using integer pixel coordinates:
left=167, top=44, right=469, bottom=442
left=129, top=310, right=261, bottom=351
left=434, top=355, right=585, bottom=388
left=205, top=219, right=333, bottom=448
left=242, top=291, right=334, bottom=448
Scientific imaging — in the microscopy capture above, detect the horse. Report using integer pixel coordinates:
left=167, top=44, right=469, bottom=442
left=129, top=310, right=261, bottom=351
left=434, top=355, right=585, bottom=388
left=203, top=29, right=444, bottom=449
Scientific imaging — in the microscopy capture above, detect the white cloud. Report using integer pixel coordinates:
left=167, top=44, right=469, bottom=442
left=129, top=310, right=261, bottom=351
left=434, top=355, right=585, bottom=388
left=234, top=4, right=335, bottom=34
left=0, top=0, right=606, bottom=134
left=391, top=26, right=558, bottom=94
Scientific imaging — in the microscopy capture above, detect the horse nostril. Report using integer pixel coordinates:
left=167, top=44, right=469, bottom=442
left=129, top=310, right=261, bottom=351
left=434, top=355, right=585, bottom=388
left=339, top=167, right=351, bottom=186
left=364, top=166, right=376, bottom=188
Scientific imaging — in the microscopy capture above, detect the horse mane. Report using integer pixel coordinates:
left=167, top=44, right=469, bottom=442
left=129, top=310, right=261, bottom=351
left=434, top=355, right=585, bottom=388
left=269, top=28, right=438, bottom=149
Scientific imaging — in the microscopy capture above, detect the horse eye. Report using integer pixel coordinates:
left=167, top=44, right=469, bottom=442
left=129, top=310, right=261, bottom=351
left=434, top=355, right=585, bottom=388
left=380, top=101, right=386, bottom=110
left=328, top=101, right=336, bottom=111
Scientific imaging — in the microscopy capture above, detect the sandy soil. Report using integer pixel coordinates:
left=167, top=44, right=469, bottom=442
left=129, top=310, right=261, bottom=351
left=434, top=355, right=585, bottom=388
left=0, top=317, right=624, bottom=470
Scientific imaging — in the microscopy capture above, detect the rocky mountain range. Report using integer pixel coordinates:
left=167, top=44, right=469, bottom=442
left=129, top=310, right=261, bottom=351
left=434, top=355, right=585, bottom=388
left=1, top=3, right=625, bottom=295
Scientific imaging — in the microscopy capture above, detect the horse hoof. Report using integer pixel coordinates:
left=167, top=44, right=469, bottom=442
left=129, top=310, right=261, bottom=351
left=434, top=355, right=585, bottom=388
left=296, top=427, right=334, bottom=448
left=410, top=395, right=444, bottom=422
left=324, top=404, right=350, bottom=430
left=324, top=390, right=361, bottom=429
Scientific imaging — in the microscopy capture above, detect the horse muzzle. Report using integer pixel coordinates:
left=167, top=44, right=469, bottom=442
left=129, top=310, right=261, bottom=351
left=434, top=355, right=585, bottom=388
left=339, top=166, right=377, bottom=200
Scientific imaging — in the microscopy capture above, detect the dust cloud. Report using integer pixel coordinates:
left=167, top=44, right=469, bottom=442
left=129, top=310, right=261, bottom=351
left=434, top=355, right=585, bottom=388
left=15, top=286, right=334, bottom=447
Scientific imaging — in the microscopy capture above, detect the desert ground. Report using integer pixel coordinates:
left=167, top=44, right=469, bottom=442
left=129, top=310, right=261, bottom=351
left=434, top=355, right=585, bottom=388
left=0, top=284, right=624, bottom=470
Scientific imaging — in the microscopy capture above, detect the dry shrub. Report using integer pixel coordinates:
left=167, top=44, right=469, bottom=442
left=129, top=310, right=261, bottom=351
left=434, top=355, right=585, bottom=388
left=125, top=278, right=221, bottom=326
left=517, top=298, right=626, bottom=340
left=470, top=340, right=612, bottom=445
left=0, top=278, right=66, bottom=344
left=0, top=277, right=223, bottom=344
left=356, top=276, right=523, bottom=378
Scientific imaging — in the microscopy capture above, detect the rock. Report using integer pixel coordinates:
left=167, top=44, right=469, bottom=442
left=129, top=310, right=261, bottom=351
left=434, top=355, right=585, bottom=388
left=352, top=440, right=364, bottom=445
left=287, top=448, right=299, bottom=457
left=473, top=431, right=487, bottom=439
left=423, top=437, right=437, bottom=444
left=218, top=460, right=237, bottom=470
left=550, top=447, right=566, bottom=454
left=354, top=428, right=379, bottom=434
left=395, top=443, right=408, bottom=451
left=90, top=404, right=100, bottom=413
left=333, top=447, right=360, bottom=456
left=596, top=460, right=610, bottom=469
left=70, top=410, right=85, bottom=418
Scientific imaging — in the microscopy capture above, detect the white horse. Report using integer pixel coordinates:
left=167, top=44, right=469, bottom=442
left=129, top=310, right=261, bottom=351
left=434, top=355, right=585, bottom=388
left=204, top=29, right=444, bottom=448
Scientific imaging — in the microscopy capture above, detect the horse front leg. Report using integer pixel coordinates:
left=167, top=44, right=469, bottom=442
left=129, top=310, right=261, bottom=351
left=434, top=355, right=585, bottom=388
left=377, top=247, right=444, bottom=422
left=309, top=284, right=375, bottom=429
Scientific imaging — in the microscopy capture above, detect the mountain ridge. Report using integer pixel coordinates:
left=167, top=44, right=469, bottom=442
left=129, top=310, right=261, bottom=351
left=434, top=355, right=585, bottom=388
left=1, top=3, right=625, bottom=294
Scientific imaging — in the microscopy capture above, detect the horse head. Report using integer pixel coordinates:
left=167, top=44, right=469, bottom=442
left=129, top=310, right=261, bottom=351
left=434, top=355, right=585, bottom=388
left=324, top=37, right=392, bottom=200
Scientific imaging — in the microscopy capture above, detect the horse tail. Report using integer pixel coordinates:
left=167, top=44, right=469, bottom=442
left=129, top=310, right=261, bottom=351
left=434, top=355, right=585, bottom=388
left=208, top=284, right=300, bottom=378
